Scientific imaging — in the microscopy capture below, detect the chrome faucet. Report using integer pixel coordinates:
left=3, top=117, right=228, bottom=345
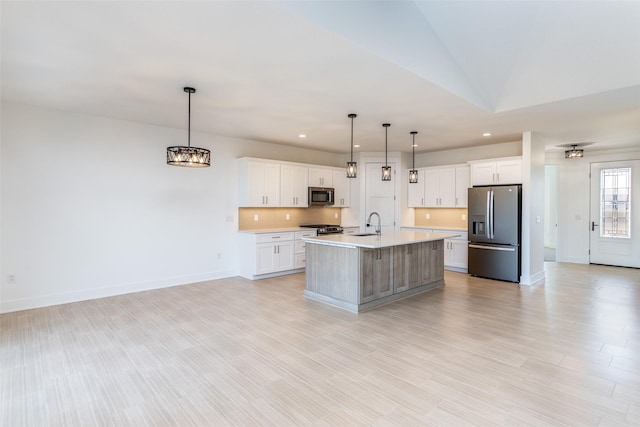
left=366, top=212, right=381, bottom=236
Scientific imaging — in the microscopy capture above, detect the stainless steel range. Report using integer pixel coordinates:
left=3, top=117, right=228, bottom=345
left=300, top=224, right=344, bottom=235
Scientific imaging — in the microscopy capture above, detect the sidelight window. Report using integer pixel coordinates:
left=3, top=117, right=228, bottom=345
left=600, top=168, right=631, bottom=238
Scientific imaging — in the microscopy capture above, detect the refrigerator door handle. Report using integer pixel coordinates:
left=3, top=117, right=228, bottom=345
left=486, top=191, right=491, bottom=238
left=490, top=190, right=495, bottom=239
left=469, top=244, right=516, bottom=252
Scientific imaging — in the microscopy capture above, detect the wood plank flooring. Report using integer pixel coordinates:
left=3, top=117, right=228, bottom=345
left=1, top=262, right=639, bottom=426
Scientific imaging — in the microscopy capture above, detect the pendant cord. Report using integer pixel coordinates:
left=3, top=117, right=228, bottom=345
left=412, top=133, right=415, bottom=169
left=187, top=91, right=191, bottom=148
left=350, top=116, right=354, bottom=162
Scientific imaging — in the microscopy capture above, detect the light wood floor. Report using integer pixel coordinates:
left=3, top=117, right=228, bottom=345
left=1, top=263, right=639, bottom=426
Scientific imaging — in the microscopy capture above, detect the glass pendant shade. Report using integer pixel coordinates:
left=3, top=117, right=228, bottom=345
left=382, top=166, right=392, bottom=181
left=409, top=131, right=418, bottom=183
left=346, top=161, right=357, bottom=178
left=381, top=123, right=391, bottom=181
left=167, top=87, right=211, bottom=168
left=346, top=113, right=357, bottom=178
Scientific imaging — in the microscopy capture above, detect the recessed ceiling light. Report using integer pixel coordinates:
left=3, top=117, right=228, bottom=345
left=482, top=132, right=492, bottom=137
left=298, top=134, right=306, bottom=138
left=353, top=144, right=360, bottom=148
left=412, top=144, right=418, bottom=147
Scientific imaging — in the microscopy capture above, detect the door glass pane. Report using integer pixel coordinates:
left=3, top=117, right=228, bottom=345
left=600, top=168, right=631, bottom=238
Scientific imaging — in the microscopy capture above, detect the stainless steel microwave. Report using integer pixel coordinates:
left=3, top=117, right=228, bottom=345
left=308, top=187, right=334, bottom=206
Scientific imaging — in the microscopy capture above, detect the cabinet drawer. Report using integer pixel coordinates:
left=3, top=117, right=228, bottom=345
left=295, top=253, right=306, bottom=268
left=256, top=232, right=294, bottom=243
left=295, top=230, right=317, bottom=240
left=295, top=240, right=306, bottom=254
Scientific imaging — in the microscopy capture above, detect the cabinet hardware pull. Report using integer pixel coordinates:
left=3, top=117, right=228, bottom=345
left=497, top=173, right=500, bottom=182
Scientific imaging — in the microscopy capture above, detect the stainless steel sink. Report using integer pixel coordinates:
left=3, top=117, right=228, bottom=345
left=350, top=233, right=378, bottom=237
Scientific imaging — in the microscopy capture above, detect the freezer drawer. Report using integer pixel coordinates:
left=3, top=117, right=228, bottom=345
left=468, top=243, right=520, bottom=283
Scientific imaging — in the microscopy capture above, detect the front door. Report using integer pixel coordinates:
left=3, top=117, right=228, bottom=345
left=589, top=160, right=640, bottom=267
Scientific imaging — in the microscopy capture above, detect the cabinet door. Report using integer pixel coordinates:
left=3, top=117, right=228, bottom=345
left=275, top=241, right=295, bottom=271
left=332, top=170, right=350, bottom=207
left=247, top=161, right=281, bottom=206
left=263, top=163, right=281, bottom=206
left=424, top=169, right=440, bottom=207
left=438, top=168, right=456, bottom=207
left=449, top=239, right=468, bottom=269
left=281, top=165, right=308, bottom=207
left=455, top=166, right=470, bottom=207
left=408, top=170, right=425, bottom=207
left=496, top=159, right=522, bottom=184
left=309, top=168, right=333, bottom=187
left=422, top=240, right=444, bottom=284
left=393, top=244, right=422, bottom=293
left=360, top=248, right=393, bottom=303
left=470, top=162, right=497, bottom=186
left=256, top=244, right=277, bottom=274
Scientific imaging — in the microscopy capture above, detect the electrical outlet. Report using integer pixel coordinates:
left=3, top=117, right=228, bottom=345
left=285, top=213, right=290, bottom=220
left=253, top=214, right=259, bottom=221
left=426, top=213, right=430, bottom=219
left=462, top=214, right=466, bottom=221
left=334, top=212, right=339, bottom=219
left=8, top=275, right=16, bottom=284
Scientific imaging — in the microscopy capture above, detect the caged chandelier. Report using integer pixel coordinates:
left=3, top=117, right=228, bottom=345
left=381, top=123, right=391, bottom=181
left=167, top=87, right=211, bottom=167
left=346, top=113, right=357, bottom=178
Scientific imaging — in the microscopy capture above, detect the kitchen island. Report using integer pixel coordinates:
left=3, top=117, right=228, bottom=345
left=303, top=231, right=459, bottom=312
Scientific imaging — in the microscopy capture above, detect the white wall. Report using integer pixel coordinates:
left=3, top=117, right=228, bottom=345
left=0, top=103, right=341, bottom=313
left=547, top=146, right=640, bottom=264
left=415, top=141, right=522, bottom=167
left=520, top=132, right=546, bottom=286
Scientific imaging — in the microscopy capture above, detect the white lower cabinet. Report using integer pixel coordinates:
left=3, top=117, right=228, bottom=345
left=401, top=227, right=468, bottom=272
left=444, top=236, right=468, bottom=272
left=294, top=230, right=316, bottom=268
left=240, top=230, right=315, bottom=279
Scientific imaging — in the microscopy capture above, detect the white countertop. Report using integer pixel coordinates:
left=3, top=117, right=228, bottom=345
left=402, top=225, right=467, bottom=232
left=302, top=230, right=460, bottom=249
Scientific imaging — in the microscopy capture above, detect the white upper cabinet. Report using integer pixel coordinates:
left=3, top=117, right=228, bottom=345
left=470, top=157, right=522, bottom=186
left=238, top=158, right=280, bottom=207
left=281, top=164, right=308, bottom=207
left=408, top=170, right=426, bottom=207
left=455, top=166, right=470, bottom=208
left=308, top=167, right=333, bottom=187
left=332, top=170, right=350, bottom=207
left=409, top=165, right=469, bottom=208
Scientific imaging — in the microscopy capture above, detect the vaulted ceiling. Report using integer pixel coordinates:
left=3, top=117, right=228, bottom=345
left=2, top=1, right=639, bottom=154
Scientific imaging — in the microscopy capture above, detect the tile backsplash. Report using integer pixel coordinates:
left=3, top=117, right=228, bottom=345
left=414, top=208, right=468, bottom=229
left=238, top=207, right=342, bottom=230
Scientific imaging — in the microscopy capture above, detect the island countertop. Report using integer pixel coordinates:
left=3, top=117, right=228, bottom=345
left=302, top=230, right=460, bottom=249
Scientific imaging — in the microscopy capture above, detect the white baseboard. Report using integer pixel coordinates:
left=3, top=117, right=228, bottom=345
left=519, top=269, right=546, bottom=286
left=0, top=269, right=236, bottom=314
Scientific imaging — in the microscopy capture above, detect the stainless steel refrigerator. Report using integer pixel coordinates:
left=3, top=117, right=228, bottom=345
left=467, top=185, right=521, bottom=282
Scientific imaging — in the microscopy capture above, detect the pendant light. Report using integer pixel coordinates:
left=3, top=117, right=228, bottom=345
left=381, top=123, right=391, bottom=181
left=409, top=131, right=418, bottom=183
left=565, top=144, right=584, bottom=159
left=167, top=87, right=211, bottom=167
left=346, top=113, right=357, bottom=178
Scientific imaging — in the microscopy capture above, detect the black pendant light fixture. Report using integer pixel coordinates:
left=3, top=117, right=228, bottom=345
left=381, top=123, right=391, bottom=181
left=565, top=144, right=584, bottom=159
left=346, top=113, right=357, bottom=178
left=409, top=131, right=418, bottom=183
left=167, top=87, right=211, bottom=167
